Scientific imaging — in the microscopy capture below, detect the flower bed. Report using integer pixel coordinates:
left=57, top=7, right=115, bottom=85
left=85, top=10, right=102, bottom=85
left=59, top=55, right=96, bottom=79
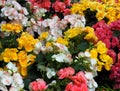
left=0, top=0, right=120, bottom=91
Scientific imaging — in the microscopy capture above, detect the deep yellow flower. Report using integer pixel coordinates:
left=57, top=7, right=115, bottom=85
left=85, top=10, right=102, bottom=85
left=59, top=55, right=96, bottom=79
left=13, top=24, right=23, bottom=33
left=99, top=54, right=113, bottom=63
left=1, top=48, right=18, bottom=62
left=39, top=31, right=48, bottom=40
left=46, top=42, right=52, bottom=47
left=97, top=60, right=104, bottom=71
left=96, top=41, right=108, bottom=54
left=96, top=11, right=106, bottom=21
left=104, top=63, right=112, bottom=71
left=90, top=48, right=98, bottom=58
left=84, top=27, right=94, bottom=33
left=71, top=3, right=85, bottom=15
left=17, top=32, right=39, bottom=52
left=56, top=37, right=68, bottom=46
left=84, top=33, right=98, bottom=43
left=64, top=27, right=82, bottom=39
left=1, top=23, right=23, bottom=33
left=21, top=67, right=27, bottom=77
left=18, top=51, right=36, bottom=76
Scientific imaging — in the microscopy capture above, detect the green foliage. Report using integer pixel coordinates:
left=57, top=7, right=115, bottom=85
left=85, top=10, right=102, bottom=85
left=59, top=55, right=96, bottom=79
left=0, top=34, right=18, bottom=48
left=71, top=57, right=91, bottom=72
left=24, top=63, right=41, bottom=90
left=68, top=32, right=91, bottom=56
left=46, top=79, right=71, bottom=91
left=113, top=31, right=120, bottom=37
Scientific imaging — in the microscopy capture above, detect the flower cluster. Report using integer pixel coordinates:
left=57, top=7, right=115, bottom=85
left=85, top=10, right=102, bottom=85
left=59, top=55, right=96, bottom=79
left=0, top=0, right=120, bottom=91
left=0, top=62, right=24, bottom=91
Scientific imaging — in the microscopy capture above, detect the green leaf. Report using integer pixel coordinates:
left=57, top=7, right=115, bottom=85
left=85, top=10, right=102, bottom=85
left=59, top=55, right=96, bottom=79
left=113, top=31, right=120, bottom=37
left=77, top=40, right=89, bottom=51
left=0, top=34, right=18, bottom=48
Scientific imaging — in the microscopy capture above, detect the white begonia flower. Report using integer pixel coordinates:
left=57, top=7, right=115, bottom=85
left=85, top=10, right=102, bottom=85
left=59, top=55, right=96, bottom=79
left=85, top=72, right=98, bottom=91
left=0, top=71, right=3, bottom=76
left=53, top=43, right=70, bottom=54
left=33, top=41, right=42, bottom=54
left=9, top=86, right=19, bottom=91
left=22, top=7, right=29, bottom=15
left=48, top=80, right=57, bottom=86
left=84, top=51, right=91, bottom=57
left=46, top=68, right=56, bottom=79
left=12, top=1, right=22, bottom=10
left=78, top=52, right=85, bottom=57
left=63, top=14, right=86, bottom=28
left=52, top=53, right=71, bottom=63
left=6, top=62, right=18, bottom=72
left=12, top=73, right=24, bottom=89
left=35, top=8, right=47, bottom=18
left=0, top=85, right=8, bottom=91
left=1, top=73, right=13, bottom=86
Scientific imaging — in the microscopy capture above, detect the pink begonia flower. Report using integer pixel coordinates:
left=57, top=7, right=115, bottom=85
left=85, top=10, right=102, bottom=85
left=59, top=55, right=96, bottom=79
left=57, top=67, right=75, bottom=79
left=0, top=0, right=5, bottom=6
left=107, top=49, right=116, bottom=63
left=103, top=38, right=111, bottom=48
left=52, top=1, right=66, bottom=12
left=29, top=79, right=47, bottom=91
left=109, top=19, right=120, bottom=31
left=111, top=37, right=119, bottom=48
left=70, top=72, right=87, bottom=86
left=118, top=53, right=120, bottom=63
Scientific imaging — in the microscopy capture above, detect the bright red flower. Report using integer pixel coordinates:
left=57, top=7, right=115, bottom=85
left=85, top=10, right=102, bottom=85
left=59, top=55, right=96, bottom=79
left=63, top=9, right=71, bottom=15
left=29, top=0, right=51, bottom=10
left=65, top=82, right=88, bottom=91
left=64, top=0, right=71, bottom=6
left=52, top=1, right=66, bottom=12
left=69, top=71, right=87, bottom=86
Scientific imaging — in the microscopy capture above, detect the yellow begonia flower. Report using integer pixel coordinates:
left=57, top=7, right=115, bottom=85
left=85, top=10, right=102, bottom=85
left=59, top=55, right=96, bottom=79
left=13, top=24, right=23, bottom=33
left=39, top=31, right=48, bottom=40
left=83, top=27, right=98, bottom=42
left=46, top=42, right=52, bottom=47
left=96, top=11, right=106, bottom=21
left=99, top=54, right=113, bottom=70
left=104, top=63, right=112, bottom=71
left=84, top=33, right=98, bottom=43
left=1, top=23, right=23, bottom=33
left=84, top=27, right=94, bottom=33
left=17, top=32, right=39, bottom=52
left=18, top=51, right=36, bottom=76
left=97, top=60, right=104, bottom=71
left=90, top=48, right=98, bottom=58
left=99, top=54, right=113, bottom=63
left=96, top=41, right=108, bottom=54
left=56, top=37, right=68, bottom=46
left=21, top=67, right=27, bottom=77
left=71, top=4, right=85, bottom=15
left=1, top=48, right=18, bottom=62
left=64, top=27, right=82, bottom=39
